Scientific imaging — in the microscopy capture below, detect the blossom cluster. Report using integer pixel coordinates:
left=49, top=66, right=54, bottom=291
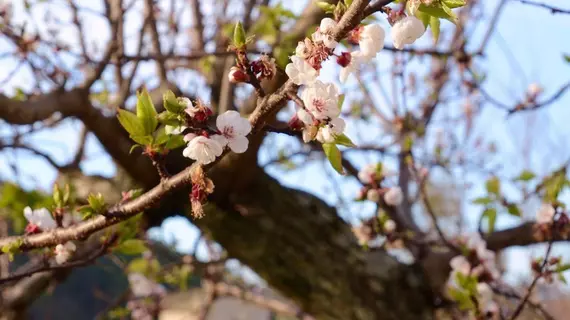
left=167, top=97, right=252, bottom=165
left=281, top=13, right=426, bottom=170
left=352, top=217, right=397, bottom=247
left=447, top=233, right=500, bottom=317
left=23, top=206, right=78, bottom=264
left=356, top=163, right=403, bottom=206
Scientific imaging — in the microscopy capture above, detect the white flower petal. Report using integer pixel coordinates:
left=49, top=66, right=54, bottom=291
left=228, top=136, right=249, bottom=153
left=391, top=16, right=425, bottom=49
left=384, top=187, right=403, bottom=206
left=319, top=18, right=336, bottom=33
left=183, top=133, right=197, bottom=142
left=301, top=80, right=340, bottom=120
left=297, top=109, right=313, bottom=125
left=329, top=117, right=346, bottom=134
left=183, top=136, right=223, bottom=165
left=23, top=206, right=33, bottom=222
left=536, top=203, right=555, bottom=224
left=360, top=24, right=385, bottom=56
left=211, top=134, right=228, bottom=147
left=286, top=56, right=318, bottom=85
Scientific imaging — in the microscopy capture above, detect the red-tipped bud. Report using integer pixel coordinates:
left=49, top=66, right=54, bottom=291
left=25, top=223, right=41, bottom=234
left=228, top=66, right=250, bottom=83
left=287, top=114, right=304, bottom=130
left=336, top=52, right=352, bottom=68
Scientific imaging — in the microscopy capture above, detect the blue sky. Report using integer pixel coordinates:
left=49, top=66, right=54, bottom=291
left=2, top=0, right=570, bottom=285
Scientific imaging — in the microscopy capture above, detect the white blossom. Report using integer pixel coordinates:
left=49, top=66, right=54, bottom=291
left=359, top=24, right=385, bottom=57
left=339, top=51, right=368, bottom=83
left=391, top=16, right=425, bottom=49
left=465, top=232, right=485, bottom=251
left=182, top=136, right=223, bottom=165
left=295, top=40, right=310, bottom=59
left=301, top=80, right=340, bottom=120
left=536, top=203, right=555, bottom=224
left=128, top=273, right=166, bottom=298
left=285, top=56, right=318, bottom=85
left=384, top=219, right=396, bottom=233
left=527, top=83, right=543, bottom=98
left=297, top=108, right=314, bottom=125
left=358, top=163, right=380, bottom=184
left=54, top=241, right=76, bottom=265
left=450, top=255, right=471, bottom=275
left=384, top=186, right=403, bottom=206
left=316, top=118, right=346, bottom=143
left=213, top=110, right=252, bottom=153
left=366, top=189, right=380, bottom=202
left=312, top=18, right=338, bottom=49
left=23, top=207, right=57, bottom=230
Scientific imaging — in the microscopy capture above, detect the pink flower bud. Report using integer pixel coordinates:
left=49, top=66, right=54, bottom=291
left=336, top=52, right=352, bottom=68
left=228, top=66, right=250, bottom=83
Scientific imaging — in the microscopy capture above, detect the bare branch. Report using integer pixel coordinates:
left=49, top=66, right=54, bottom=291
left=515, top=0, right=570, bottom=14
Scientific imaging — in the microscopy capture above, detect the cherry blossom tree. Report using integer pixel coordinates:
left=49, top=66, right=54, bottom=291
left=1, top=0, right=570, bottom=319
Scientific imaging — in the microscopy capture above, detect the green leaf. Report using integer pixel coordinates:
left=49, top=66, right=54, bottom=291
left=418, top=3, right=457, bottom=23
left=507, top=204, right=521, bottom=217
left=515, top=170, right=536, bottom=182
left=334, top=133, right=356, bottom=147
left=442, top=0, right=466, bottom=8
left=157, top=111, right=183, bottom=126
left=153, top=126, right=169, bottom=146
left=107, top=307, right=131, bottom=319
left=114, top=239, right=148, bottom=256
left=117, top=109, right=145, bottom=137
left=78, top=206, right=96, bottom=220
left=447, top=287, right=475, bottom=311
left=164, top=135, right=186, bottom=150
left=485, top=176, right=501, bottom=196
left=543, top=171, right=567, bottom=202
left=555, top=264, right=570, bottom=273
left=429, top=16, right=440, bottom=44
left=483, top=207, right=497, bottom=233
left=344, top=0, right=353, bottom=7
left=403, top=135, right=414, bottom=152
left=338, top=94, right=345, bottom=109
left=2, top=239, right=23, bottom=261
left=233, top=21, right=246, bottom=47
left=322, top=143, right=344, bottom=174
left=316, top=1, right=336, bottom=13
left=130, top=135, right=153, bottom=146
left=472, top=197, right=493, bottom=205
left=136, top=88, right=158, bottom=135
left=87, top=193, right=106, bottom=214
left=128, top=257, right=161, bottom=275
left=129, top=144, right=142, bottom=154
left=564, top=54, right=570, bottom=63
left=53, top=184, right=62, bottom=207
left=163, top=90, right=185, bottom=113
